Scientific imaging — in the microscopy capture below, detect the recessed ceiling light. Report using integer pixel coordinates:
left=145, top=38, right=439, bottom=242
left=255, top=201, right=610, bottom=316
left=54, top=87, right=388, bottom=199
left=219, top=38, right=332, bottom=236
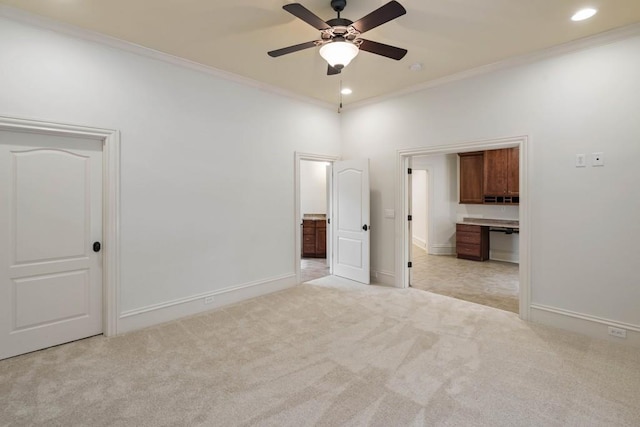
left=410, top=63, right=423, bottom=72
left=571, top=8, right=597, bottom=21
left=341, top=88, right=352, bottom=95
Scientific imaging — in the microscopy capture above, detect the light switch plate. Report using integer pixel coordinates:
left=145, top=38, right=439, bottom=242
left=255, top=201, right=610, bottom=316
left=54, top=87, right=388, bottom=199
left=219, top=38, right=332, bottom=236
left=575, top=154, right=586, bottom=168
left=592, top=152, right=604, bottom=166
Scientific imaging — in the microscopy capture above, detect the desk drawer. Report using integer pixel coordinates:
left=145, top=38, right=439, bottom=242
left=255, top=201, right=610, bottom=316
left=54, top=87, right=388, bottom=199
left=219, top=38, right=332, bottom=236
left=457, top=224, right=481, bottom=233
left=456, top=224, right=489, bottom=261
left=456, top=243, right=482, bottom=257
left=457, top=231, right=482, bottom=245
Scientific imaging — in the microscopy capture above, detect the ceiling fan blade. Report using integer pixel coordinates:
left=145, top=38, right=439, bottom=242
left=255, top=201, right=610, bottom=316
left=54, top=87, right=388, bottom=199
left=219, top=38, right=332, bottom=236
left=268, top=41, right=319, bottom=57
left=351, top=1, right=406, bottom=34
left=327, top=65, right=342, bottom=75
left=358, top=39, right=407, bottom=60
left=283, top=3, right=331, bottom=30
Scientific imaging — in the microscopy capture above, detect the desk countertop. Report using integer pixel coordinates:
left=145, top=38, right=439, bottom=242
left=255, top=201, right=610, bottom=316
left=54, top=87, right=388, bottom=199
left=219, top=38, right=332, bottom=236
left=457, top=218, right=519, bottom=229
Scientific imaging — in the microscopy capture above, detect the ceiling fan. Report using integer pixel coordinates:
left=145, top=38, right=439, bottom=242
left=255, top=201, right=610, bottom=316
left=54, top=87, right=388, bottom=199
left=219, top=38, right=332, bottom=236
left=268, top=0, right=408, bottom=75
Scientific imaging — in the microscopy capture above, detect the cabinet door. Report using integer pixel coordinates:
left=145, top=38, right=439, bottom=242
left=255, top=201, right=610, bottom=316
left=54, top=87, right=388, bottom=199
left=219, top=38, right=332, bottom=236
left=483, top=149, right=508, bottom=195
left=316, top=223, right=326, bottom=256
left=459, top=152, right=484, bottom=204
left=507, top=147, right=519, bottom=195
left=302, top=220, right=316, bottom=257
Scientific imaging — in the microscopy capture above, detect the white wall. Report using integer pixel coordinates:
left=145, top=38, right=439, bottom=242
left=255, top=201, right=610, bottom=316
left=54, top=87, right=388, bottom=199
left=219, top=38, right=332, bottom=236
left=300, top=160, right=327, bottom=215
left=412, top=154, right=458, bottom=254
left=411, top=170, right=428, bottom=250
left=342, top=34, right=640, bottom=333
left=0, top=16, right=340, bottom=328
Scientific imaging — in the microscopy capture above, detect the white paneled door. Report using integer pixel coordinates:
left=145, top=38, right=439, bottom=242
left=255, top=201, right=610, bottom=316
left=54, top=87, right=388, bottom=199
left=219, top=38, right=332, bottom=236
left=332, top=159, right=370, bottom=284
left=0, top=130, right=103, bottom=360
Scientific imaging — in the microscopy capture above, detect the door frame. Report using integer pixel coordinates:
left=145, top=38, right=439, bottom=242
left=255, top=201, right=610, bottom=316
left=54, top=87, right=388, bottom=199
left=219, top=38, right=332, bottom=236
left=294, top=152, right=339, bottom=284
left=396, top=136, right=531, bottom=320
left=0, top=116, right=120, bottom=336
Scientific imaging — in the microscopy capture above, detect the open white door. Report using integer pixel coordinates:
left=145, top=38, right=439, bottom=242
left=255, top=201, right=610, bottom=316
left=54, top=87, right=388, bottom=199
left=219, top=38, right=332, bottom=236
left=407, top=163, right=413, bottom=287
left=332, top=159, right=370, bottom=284
left=0, top=130, right=103, bottom=360
left=326, top=163, right=332, bottom=271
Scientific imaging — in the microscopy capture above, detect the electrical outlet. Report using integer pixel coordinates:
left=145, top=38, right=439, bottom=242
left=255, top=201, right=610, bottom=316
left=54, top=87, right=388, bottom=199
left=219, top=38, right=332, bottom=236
left=592, top=152, right=604, bottom=167
left=608, top=326, right=627, bottom=339
left=575, top=154, right=586, bottom=168
left=204, top=296, right=215, bottom=304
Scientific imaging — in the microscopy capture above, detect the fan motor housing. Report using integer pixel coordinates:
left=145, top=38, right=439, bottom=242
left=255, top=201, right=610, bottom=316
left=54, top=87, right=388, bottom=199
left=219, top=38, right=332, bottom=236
left=326, top=18, right=353, bottom=27
left=331, top=0, right=347, bottom=13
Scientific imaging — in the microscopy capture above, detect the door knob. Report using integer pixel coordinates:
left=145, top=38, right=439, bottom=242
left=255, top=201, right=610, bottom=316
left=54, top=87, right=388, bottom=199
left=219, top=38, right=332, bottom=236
left=362, top=224, right=368, bottom=231
left=93, top=242, right=101, bottom=252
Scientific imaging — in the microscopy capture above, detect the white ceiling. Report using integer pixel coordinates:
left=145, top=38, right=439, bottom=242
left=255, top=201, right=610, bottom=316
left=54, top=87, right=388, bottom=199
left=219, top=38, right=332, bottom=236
left=2, top=0, right=640, bottom=105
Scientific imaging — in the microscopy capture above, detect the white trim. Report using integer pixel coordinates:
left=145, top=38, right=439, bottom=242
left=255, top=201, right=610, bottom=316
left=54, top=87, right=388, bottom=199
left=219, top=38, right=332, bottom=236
left=531, top=304, right=640, bottom=348
left=3, top=5, right=639, bottom=112
left=371, top=270, right=395, bottom=287
left=347, top=23, right=640, bottom=110
left=0, top=5, right=334, bottom=111
left=429, top=244, right=456, bottom=256
left=489, top=250, right=519, bottom=264
left=396, top=136, right=531, bottom=322
left=0, top=115, right=120, bottom=337
left=531, top=304, right=640, bottom=332
left=118, top=274, right=296, bottom=334
left=294, top=152, right=340, bottom=285
left=412, top=237, right=426, bottom=250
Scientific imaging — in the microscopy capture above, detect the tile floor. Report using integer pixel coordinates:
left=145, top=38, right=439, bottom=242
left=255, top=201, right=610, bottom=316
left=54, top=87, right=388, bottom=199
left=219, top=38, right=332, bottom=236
left=301, top=247, right=519, bottom=314
left=410, top=246, right=520, bottom=313
left=300, top=257, right=330, bottom=283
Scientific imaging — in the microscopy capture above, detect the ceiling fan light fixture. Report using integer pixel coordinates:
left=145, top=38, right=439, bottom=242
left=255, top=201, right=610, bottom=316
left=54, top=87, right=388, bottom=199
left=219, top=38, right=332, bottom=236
left=319, top=41, right=359, bottom=69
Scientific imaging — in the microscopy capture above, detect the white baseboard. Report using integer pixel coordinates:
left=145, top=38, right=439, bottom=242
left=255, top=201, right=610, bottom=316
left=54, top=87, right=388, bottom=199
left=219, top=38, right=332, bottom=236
left=371, top=270, right=395, bottom=287
left=412, top=237, right=427, bottom=250
left=530, top=304, right=640, bottom=348
left=430, top=244, right=455, bottom=255
left=490, top=249, right=519, bottom=264
left=117, top=274, right=297, bottom=334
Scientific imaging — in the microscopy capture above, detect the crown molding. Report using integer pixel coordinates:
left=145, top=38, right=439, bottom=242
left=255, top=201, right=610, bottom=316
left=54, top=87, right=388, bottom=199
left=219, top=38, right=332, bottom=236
left=0, top=4, right=335, bottom=111
left=346, top=22, right=640, bottom=111
left=3, top=4, right=639, bottom=113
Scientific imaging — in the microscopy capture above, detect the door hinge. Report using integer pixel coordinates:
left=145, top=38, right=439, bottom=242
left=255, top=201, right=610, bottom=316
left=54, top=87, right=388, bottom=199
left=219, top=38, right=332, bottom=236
left=408, top=215, right=412, bottom=221
left=407, top=168, right=412, bottom=175
left=408, top=262, right=412, bottom=268
left=327, top=218, right=330, bottom=224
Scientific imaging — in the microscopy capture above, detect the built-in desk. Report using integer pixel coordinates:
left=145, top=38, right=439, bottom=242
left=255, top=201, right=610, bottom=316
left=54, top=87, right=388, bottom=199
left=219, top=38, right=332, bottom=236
left=456, top=218, right=519, bottom=261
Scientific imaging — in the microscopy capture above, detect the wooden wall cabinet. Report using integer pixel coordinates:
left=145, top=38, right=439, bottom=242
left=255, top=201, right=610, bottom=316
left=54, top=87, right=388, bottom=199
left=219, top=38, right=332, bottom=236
left=302, top=219, right=326, bottom=258
left=507, top=147, right=519, bottom=196
left=459, top=148, right=519, bottom=205
left=483, top=147, right=519, bottom=197
left=456, top=224, right=489, bottom=261
left=458, top=152, right=484, bottom=204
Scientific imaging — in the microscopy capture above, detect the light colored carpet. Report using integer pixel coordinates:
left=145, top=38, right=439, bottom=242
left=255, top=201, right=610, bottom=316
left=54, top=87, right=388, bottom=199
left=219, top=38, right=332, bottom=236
left=1, top=276, right=639, bottom=426
left=410, top=246, right=520, bottom=314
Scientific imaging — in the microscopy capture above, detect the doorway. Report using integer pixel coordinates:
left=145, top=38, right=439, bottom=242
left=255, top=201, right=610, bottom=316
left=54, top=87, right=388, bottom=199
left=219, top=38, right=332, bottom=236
left=295, top=153, right=372, bottom=285
left=299, top=159, right=331, bottom=282
left=396, top=136, right=530, bottom=320
left=0, top=116, right=120, bottom=360
left=295, top=153, right=338, bottom=284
